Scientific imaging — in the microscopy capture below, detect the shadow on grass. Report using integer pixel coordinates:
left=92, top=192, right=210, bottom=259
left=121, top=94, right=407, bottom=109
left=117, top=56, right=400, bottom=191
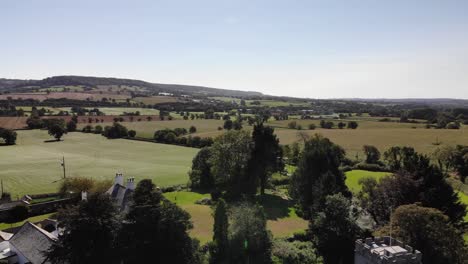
left=257, top=193, right=292, bottom=221
left=43, top=139, right=62, bottom=143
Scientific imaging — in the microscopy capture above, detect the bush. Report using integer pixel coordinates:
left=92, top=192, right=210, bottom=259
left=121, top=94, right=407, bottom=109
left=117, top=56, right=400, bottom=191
left=7, top=205, right=29, bottom=224
left=288, top=121, right=297, bottom=129
left=82, top=125, right=93, bottom=133
left=26, top=116, right=44, bottom=129
left=308, top=124, right=316, bottom=130
left=347, top=121, right=358, bottom=129
left=272, top=239, right=322, bottom=264
left=103, top=123, right=128, bottom=139
left=189, top=126, right=197, bottom=133
left=128, top=130, right=136, bottom=138
left=0, top=128, right=17, bottom=145
left=353, top=162, right=388, bottom=172
left=66, top=121, right=77, bottom=132
left=94, top=125, right=103, bottom=134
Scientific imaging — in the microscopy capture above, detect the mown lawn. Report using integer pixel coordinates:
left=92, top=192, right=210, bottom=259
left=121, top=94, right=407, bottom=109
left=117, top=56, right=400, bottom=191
left=163, top=191, right=307, bottom=244
left=0, top=130, right=198, bottom=196
left=345, top=170, right=391, bottom=193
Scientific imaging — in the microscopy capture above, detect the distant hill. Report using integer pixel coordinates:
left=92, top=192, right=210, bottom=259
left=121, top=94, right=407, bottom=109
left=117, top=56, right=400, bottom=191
left=343, top=98, right=468, bottom=108
left=0, top=75, right=263, bottom=97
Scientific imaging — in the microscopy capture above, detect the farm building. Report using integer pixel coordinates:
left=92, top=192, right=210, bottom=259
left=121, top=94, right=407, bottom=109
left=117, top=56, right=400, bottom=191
left=355, top=236, right=422, bottom=264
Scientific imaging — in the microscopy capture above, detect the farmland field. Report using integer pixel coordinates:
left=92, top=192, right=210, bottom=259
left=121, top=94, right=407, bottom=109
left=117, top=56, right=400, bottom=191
left=0, top=130, right=198, bottom=196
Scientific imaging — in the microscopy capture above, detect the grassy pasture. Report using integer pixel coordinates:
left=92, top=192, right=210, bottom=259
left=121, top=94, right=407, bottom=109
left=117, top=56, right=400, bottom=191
left=273, top=126, right=468, bottom=157
left=0, top=130, right=198, bottom=196
left=210, top=97, right=310, bottom=107
left=90, top=107, right=160, bottom=115
left=81, top=119, right=226, bottom=139
left=133, top=96, right=179, bottom=105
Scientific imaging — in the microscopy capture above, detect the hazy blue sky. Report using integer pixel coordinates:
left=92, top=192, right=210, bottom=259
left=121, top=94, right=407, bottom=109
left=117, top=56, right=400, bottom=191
left=1, top=0, right=468, bottom=98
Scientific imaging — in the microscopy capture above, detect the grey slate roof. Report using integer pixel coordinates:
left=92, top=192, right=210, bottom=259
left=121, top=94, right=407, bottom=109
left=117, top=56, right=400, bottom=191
left=107, top=183, right=133, bottom=211
left=9, top=222, right=57, bottom=264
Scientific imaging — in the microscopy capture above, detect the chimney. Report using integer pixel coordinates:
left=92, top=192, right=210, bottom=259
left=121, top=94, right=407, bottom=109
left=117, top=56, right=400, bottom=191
left=115, top=173, right=124, bottom=186
left=126, top=177, right=135, bottom=190
left=81, top=191, right=87, bottom=201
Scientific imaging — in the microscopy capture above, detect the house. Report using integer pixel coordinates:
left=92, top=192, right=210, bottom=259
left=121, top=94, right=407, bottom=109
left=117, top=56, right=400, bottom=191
left=0, top=222, right=57, bottom=264
left=106, top=173, right=135, bottom=211
left=355, top=236, right=422, bottom=264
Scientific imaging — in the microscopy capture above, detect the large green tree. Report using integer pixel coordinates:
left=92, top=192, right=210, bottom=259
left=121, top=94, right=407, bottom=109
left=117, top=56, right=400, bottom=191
left=189, top=147, right=214, bottom=190
left=289, top=134, right=350, bottom=218
left=0, top=128, right=17, bottom=145
left=210, top=198, right=229, bottom=264
left=118, top=179, right=199, bottom=264
left=376, top=204, right=467, bottom=264
left=228, top=202, right=272, bottom=264
left=359, top=151, right=466, bottom=225
left=209, top=130, right=254, bottom=198
left=248, top=122, right=283, bottom=195
left=47, top=194, right=121, bottom=264
left=308, top=193, right=359, bottom=264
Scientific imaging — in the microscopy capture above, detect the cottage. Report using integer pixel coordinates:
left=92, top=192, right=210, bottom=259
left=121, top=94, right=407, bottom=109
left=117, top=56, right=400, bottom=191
left=106, top=173, right=135, bottom=211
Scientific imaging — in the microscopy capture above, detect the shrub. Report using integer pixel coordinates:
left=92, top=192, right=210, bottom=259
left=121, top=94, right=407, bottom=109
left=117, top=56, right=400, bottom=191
left=94, top=125, right=103, bottom=134
left=128, top=130, right=136, bottom=138
left=103, top=123, right=128, bottom=139
left=189, top=126, right=197, bottom=133
left=288, top=121, right=297, bottom=129
left=308, top=124, right=316, bottom=130
left=353, top=162, right=388, bottom=172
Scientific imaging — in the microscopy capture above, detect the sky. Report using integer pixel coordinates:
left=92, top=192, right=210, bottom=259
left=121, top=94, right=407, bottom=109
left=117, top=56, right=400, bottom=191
left=1, top=0, right=468, bottom=99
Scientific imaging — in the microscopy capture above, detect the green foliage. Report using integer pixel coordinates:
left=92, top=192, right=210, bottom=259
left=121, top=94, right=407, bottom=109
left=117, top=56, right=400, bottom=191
left=26, top=116, right=44, bottom=129
left=248, top=123, right=283, bottom=194
left=47, top=193, right=121, bottom=264
left=209, top=130, right=253, bottom=198
left=289, top=135, right=350, bottom=218
left=308, top=194, right=359, bottom=264
left=66, top=120, right=77, bottom=132
left=211, top=199, right=229, bottom=264
left=47, top=119, right=67, bottom=141
left=223, top=119, right=233, bottom=130
left=376, top=204, right=467, bottom=264
left=359, top=151, right=466, bottom=225
left=452, top=145, right=468, bottom=183
left=7, top=205, right=29, bottom=224
left=0, top=128, right=17, bottom=145
left=363, top=145, right=381, bottom=164
left=119, top=179, right=199, bottom=264
left=127, top=130, right=136, bottom=137
left=272, top=239, right=323, bottom=264
left=103, top=122, right=128, bottom=139
left=229, top=202, right=273, bottom=264
left=189, top=147, right=214, bottom=189
left=189, top=125, right=197, bottom=133
left=347, top=121, right=358, bottom=129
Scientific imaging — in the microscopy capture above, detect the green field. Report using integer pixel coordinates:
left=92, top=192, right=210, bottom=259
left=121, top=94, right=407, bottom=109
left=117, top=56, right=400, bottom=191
left=345, top=170, right=391, bottom=193
left=90, top=107, right=160, bottom=115
left=0, top=130, right=198, bottom=196
left=164, top=191, right=307, bottom=243
left=83, top=116, right=468, bottom=159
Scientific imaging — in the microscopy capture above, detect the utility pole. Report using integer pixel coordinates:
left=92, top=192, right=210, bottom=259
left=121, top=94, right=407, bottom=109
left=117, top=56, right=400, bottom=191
left=61, top=156, right=66, bottom=179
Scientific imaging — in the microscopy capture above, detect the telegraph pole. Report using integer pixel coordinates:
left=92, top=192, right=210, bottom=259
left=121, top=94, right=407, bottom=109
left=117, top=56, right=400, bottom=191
left=61, top=156, right=66, bottom=179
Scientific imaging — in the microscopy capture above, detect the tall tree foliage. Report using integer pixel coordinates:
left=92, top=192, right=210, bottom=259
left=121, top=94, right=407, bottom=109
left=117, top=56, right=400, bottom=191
left=362, top=145, right=381, bottom=164
left=308, top=193, right=359, bottom=264
left=360, top=148, right=466, bottom=225
left=376, top=204, right=467, bottom=264
left=118, top=179, right=198, bottom=264
left=209, top=130, right=254, bottom=198
left=47, top=194, right=121, bottom=264
left=189, top=147, right=214, bottom=189
left=210, top=199, right=229, bottom=264
left=228, top=202, right=272, bottom=264
left=289, top=134, right=350, bottom=218
left=248, top=122, right=283, bottom=194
